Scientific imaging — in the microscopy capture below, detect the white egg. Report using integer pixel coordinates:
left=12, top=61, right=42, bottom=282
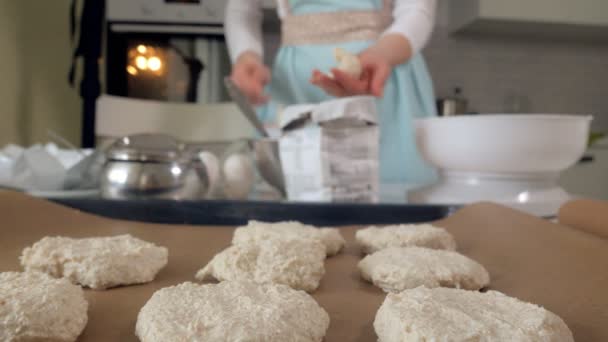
left=223, top=153, right=255, bottom=200
left=333, top=48, right=362, bottom=79
left=198, top=151, right=220, bottom=197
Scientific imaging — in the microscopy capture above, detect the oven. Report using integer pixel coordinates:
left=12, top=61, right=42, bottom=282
left=89, top=0, right=278, bottom=147
left=105, top=0, right=231, bottom=104
left=93, top=0, right=243, bottom=146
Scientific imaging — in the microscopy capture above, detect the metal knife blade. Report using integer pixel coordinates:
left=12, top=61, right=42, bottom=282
left=223, top=77, right=269, bottom=138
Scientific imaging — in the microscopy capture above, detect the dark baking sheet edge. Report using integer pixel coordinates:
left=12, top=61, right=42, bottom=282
left=48, top=198, right=460, bottom=226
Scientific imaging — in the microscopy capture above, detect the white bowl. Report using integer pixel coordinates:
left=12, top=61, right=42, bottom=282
left=416, top=114, right=592, bottom=175
left=408, top=171, right=571, bottom=217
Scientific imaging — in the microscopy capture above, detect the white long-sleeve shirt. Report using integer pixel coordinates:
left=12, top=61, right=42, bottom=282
left=225, top=0, right=437, bottom=63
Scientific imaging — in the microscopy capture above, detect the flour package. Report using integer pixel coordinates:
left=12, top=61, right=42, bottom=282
left=279, top=96, right=379, bottom=202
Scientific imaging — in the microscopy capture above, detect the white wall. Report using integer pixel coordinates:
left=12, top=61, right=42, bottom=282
left=481, top=0, right=608, bottom=26
left=0, top=0, right=81, bottom=147
left=424, top=0, right=608, bottom=130
left=0, top=0, right=22, bottom=145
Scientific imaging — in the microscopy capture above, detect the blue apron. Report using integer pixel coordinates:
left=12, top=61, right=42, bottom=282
left=261, top=0, right=437, bottom=185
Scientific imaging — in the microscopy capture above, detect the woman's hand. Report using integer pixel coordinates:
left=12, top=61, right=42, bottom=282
left=230, top=51, right=271, bottom=105
left=311, top=49, right=391, bottom=98
left=310, top=34, right=413, bottom=98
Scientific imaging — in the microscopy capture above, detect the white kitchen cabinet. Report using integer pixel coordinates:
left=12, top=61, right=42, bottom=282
left=450, top=0, right=608, bottom=38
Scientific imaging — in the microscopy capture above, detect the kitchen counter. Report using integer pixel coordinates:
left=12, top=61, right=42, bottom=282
left=560, top=140, right=608, bottom=200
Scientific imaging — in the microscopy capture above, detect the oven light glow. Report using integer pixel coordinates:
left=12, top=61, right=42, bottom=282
left=137, top=45, right=147, bottom=54
left=135, top=56, right=148, bottom=70
left=147, top=57, right=162, bottom=72
left=126, top=65, right=138, bottom=76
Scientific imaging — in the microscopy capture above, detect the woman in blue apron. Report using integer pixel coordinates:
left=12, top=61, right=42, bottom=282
left=226, top=0, right=437, bottom=185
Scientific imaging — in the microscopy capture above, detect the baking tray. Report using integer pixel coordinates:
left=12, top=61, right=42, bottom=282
left=47, top=198, right=459, bottom=226
left=1, top=192, right=608, bottom=341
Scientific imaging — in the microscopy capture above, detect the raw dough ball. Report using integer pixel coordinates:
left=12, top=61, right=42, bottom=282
left=0, top=271, right=88, bottom=342
left=356, top=224, right=456, bottom=254
left=359, top=247, right=490, bottom=293
left=136, top=281, right=330, bottom=342
left=223, top=153, right=255, bottom=200
left=233, top=220, right=345, bottom=257
left=333, top=47, right=362, bottom=79
left=196, top=238, right=326, bottom=292
left=374, top=287, right=574, bottom=342
left=20, top=234, right=168, bottom=290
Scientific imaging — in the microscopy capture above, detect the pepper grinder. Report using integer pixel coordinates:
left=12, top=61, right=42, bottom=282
left=437, top=87, right=468, bottom=116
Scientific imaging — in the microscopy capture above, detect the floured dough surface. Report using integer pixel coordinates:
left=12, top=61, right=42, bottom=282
left=356, top=224, right=456, bottom=254
left=332, top=48, right=362, bottom=79
left=196, top=238, right=325, bottom=292
left=359, top=247, right=490, bottom=293
left=374, top=287, right=574, bottom=342
left=20, top=234, right=168, bottom=290
left=136, top=281, right=330, bottom=342
left=0, top=271, right=88, bottom=342
left=232, top=220, right=345, bottom=256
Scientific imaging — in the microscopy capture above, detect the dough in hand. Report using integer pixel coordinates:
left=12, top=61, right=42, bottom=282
left=374, top=287, right=574, bottom=341
left=356, top=224, right=456, bottom=254
left=332, top=47, right=362, bottom=79
left=359, top=247, right=490, bottom=293
left=21, top=234, right=168, bottom=290
left=233, top=220, right=345, bottom=256
left=136, top=281, right=330, bottom=342
left=0, top=271, right=88, bottom=342
left=196, top=238, right=326, bottom=292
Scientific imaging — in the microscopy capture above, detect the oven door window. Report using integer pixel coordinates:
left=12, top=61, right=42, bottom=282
left=109, top=34, right=231, bottom=104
